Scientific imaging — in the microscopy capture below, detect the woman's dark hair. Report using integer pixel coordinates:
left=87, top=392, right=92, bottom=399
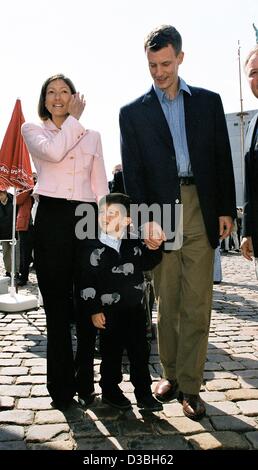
left=144, top=24, right=182, bottom=56
left=38, top=73, right=77, bottom=120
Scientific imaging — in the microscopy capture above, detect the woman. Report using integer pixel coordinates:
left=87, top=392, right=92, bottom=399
left=22, top=74, right=108, bottom=410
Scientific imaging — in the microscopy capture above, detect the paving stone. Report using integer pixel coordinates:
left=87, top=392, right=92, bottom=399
left=31, top=385, right=48, bottom=396
left=0, top=359, right=22, bottom=366
left=1, top=344, right=25, bottom=352
left=229, top=342, right=254, bottom=348
left=200, top=391, right=227, bottom=402
left=74, top=419, right=119, bottom=438
left=28, top=346, right=46, bottom=353
left=216, top=331, right=233, bottom=337
left=161, top=402, right=185, bottom=417
left=0, top=376, right=14, bottom=384
left=120, top=382, right=134, bottom=393
left=221, top=361, right=245, bottom=370
left=0, top=410, right=34, bottom=424
left=26, top=423, right=70, bottom=442
left=232, top=359, right=258, bottom=370
left=234, top=335, right=253, bottom=341
left=232, top=347, right=255, bottom=354
left=0, top=441, right=27, bottom=450
left=206, top=401, right=240, bottom=415
left=0, top=353, right=13, bottom=358
left=30, top=366, right=46, bottom=375
left=205, top=379, right=240, bottom=391
left=28, top=440, right=74, bottom=450
left=17, top=397, right=52, bottom=410
left=155, top=416, right=213, bottom=435
left=245, top=431, right=258, bottom=449
left=215, top=326, right=239, bottom=331
left=225, top=389, right=258, bottom=401
left=9, top=340, right=35, bottom=346
left=203, top=371, right=237, bottom=380
left=0, top=425, right=24, bottom=441
left=76, top=437, right=124, bottom=450
left=210, top=415, right=256, bottom=431
left=117, top=420, right=154, bottom=436
left=23, top=358, right=46, bottom=366
left=209, top=337, right=230, bottom=342
left=16, top=375, right=46, bottom=384
left=0, top=385, right=31, bottom=397
left=35, top=410, right=67, bottom=424
left=187, top=431, right=250, bottom=450
left=15, top=352, right=45, bottom=358
left=0, top=367, right=29, bottom=376
left=238, top=378, right=258, bottom=388
left=84, top=404, right=125, bottom=421
left=236, top=400, right=258, bottom=416
left=0, top=396, right=15, bottom=409
left=207, top=354, right=230, bottom=362
left=232, top=352, right=257, bottom=360
left=124, top=405, right=150, bottom=420
left=234, top=369, right=258, bottom=378
left=128, top=435, right=191, bottom=450
left=204, top=362, right=222, bottom=371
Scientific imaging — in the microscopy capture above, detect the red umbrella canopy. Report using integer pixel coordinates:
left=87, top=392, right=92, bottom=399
left=0, top=99, right=33, bottom=191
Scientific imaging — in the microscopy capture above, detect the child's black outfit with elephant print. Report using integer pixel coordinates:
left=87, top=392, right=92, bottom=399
left=79, top=231, right=162, bottom=409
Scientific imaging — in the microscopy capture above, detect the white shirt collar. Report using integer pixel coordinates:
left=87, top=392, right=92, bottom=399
left=99, top=231, right=122, bottom=253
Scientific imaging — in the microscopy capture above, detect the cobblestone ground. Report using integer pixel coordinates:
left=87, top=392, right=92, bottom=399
left=0, top=250, right=258, bottom=452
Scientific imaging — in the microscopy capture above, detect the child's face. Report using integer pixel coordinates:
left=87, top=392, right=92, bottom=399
left=98, top=203, right=130, bottom=238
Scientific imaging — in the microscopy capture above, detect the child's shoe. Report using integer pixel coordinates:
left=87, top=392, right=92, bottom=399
left=102, top=388, right=131, bottom=410
left=136, top=394, right=163, bottom=411
left=78, top=393, right=95, bottom=408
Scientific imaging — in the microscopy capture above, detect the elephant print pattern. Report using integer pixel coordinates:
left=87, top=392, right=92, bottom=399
left=79, top=236, right=162, bottom=313
left=111, top=263, right=134, bottom=275
left=101, top=293, right=121, bottom=305
left=80, top=287, right=96, bottom=300
left=90, top=247, right=105, bottom=266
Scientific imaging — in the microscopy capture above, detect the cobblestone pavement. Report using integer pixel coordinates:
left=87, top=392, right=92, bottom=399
left=0, top=250, right=258, bottom=453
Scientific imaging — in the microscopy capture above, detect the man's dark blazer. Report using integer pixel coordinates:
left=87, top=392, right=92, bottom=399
left=119, top=85, right=236, bottom=249
left=242, top=112, right=258, bottom=255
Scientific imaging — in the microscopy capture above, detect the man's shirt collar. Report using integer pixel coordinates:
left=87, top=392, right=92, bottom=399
left=154, top=77, right=191, bottom=102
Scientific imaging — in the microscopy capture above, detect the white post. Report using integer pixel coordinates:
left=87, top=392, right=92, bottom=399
left=10, top=187, right=17, bottom=296
left=237, top=40, right=248, bottom=200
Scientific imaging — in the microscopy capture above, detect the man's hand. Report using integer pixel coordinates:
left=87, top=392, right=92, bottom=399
left=219, top=216, right=233, bottom=240
left=241, top=236, right=253, bottom=261
left=143, top=221, right=167, bottom=250
left=92, top=312, right=106, bottom=329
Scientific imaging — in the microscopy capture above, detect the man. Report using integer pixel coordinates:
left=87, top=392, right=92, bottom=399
left=119, top=25, right=236, bottom=420
left=0, top=188, right=14, bottom=276
left=241, top=45, right=258, bottom=262
left=109, top=163, right=125, bottom=193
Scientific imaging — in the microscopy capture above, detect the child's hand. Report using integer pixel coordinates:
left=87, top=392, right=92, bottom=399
left=92, top=312, right=106, bottom=329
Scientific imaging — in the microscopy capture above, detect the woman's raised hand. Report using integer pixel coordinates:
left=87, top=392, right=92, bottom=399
left=68, top=92, right=86, bottom=120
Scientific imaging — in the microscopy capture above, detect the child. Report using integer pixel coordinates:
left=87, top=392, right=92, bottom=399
left=79, top=193, right=163, bottom=411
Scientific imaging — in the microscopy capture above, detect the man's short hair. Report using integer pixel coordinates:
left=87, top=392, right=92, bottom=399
left=144, top=24, right=182, bottom=55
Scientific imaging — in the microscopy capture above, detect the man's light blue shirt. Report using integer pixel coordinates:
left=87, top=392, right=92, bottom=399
left=154, top=78, right=192, bottom=177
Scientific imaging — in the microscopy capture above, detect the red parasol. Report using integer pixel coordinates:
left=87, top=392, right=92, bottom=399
left=0, top=99, right=33, bottom=191
left=0, top=99, right=34, bottom=295
left=0, top=99, right=38, bottom=310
